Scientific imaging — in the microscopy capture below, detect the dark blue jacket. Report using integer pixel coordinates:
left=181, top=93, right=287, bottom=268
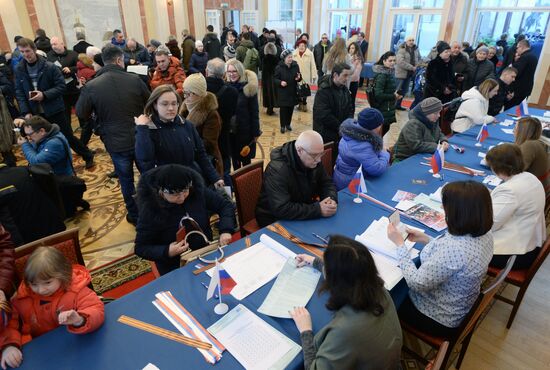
left=14, top=56, right=66, bottom=117
left=123, top=43, right=151, bottom=67
left=333, top=119, right=390, bottom=191
left=135, top=114, right=221, bottom=185
left=134, top=165, right=235, bottom=275
left=188, top=51, right=208, bottom=75
left=20, top=123, right=73, bottom=176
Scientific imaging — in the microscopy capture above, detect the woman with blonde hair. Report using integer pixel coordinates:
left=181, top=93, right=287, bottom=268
left=451, top=78, right=499, bottom=133
left=514, top=117, right=549, bottom=190
left=322, top=38, right=351, bottom=76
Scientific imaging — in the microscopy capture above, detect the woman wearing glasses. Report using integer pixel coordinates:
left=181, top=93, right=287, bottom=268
left=134, top=164, right=235, bottom=275
left=134, top=85, right=223, bottom=188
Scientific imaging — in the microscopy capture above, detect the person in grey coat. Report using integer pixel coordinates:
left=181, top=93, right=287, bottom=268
left=464, top=46, right=495, bottom=90
left=394, top=36, right=421, bottom=110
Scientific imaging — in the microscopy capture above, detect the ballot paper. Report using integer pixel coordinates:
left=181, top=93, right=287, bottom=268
left=501, top=128, right=514, bottom=134
left=478, top=152, right=486, bottom=159
left=500, top=119, right=514, bottom=127
left=395, top=199, right=416, bottom=211
left=258, top=258, right=321, bottom=318
left=483, top=175, right=503, bottom=187
left=544, top=112, right=550, bottom=118
left=127, top=65, right=149, bottom=75
left=371, top=252, right=404, bottom=290
left=355, top=217, right=421, bottom=263
left=391, top=190, right=417, bottom=202
left=207, top=234, right=296, bottom=300
left=208, top=304, right=301, bottom=370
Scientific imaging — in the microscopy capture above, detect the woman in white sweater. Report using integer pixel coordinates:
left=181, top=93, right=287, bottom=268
left=451, top=79, right=499, bottom=133
left=485, top=143, right=546, bottom=270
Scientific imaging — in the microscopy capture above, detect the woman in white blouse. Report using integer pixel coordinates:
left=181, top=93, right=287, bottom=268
left=387, top=181, right=494, bottom=337
left=485, top=143, right=545, bottom=270
left=451, top=79, right=499, bottom=133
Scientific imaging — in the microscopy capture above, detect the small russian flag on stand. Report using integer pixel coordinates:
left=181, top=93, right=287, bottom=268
left=348, top=165, right=367, bottom=194
left=515, top=99, right=529, bottom=117
left=476, top=124, right=489, bottom=143
left=431, top=144, right=444, bottom=175
left=207, top=261, right=237, bottom=300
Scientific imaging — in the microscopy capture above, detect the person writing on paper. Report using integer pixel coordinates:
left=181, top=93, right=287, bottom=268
left=333, top=108, right=390, bottom=191
left=485, top=144, right=545, bottom=270
left=1, top=247, right=104, bottom=369
left=387, top=181, right=494, bottom=337
left=393, top=97, right=449, bottom=161
left=290, top=235, right=402, bottom=369
left=134, top=164, right=235, bottom=276
left=451, top=79, right=499, bottom=133
left=514, top=117, right=550, bottom=191
left=255, top=130, right=338, bottom=228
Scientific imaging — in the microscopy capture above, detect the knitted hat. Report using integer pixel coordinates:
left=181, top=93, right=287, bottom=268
left=437, top=41, right=451, bottom=54
left=195, top=40, right=203, bottom=48
left=149, top=39, right=161, bottom=48
left=93, top=53, right=104, bottom=67
left=183, top=73, right=207, bottom=97
left=420, top=97, right=443, bottom=115
left=280, top=49, right=293, bottom=60
left=224, top=45, right=236, bottom=60
left=357, top=108, right=384, bottom=130
left=476, top=46, right=489, bottom=54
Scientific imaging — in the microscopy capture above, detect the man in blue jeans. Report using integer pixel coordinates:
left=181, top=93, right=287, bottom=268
left=76, top=45, right=150, bottom=225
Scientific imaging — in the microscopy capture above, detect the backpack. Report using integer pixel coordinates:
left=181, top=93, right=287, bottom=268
left=244, top=48, right=259, bottom=73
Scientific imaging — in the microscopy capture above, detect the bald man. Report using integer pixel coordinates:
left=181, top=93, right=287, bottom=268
left=255, top=130, right=338, bottom=227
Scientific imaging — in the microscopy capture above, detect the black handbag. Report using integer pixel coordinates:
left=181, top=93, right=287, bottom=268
left=296, top=81, right=311, bottom=98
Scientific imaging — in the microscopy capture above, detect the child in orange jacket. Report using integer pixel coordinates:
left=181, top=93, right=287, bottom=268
left=1, top=247, right=104, bottom=369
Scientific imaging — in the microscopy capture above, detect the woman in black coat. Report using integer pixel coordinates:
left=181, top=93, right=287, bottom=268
left=188, top=41, right=208, bottom=75
left=261, top=42, right=279, bottom=115
left=424, top=41, right=456, bottom=104
left=274, top=49, right=301, bottom=133
left=134, top=164, right=235, bottom=276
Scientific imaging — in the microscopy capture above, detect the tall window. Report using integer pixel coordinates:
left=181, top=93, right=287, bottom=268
left=280, top=0, right=303, bottom=22
left=327, top=0, right=363, bottom=40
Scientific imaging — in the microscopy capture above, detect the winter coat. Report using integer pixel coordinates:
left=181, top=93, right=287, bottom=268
left=111, top=37, right=126, bottom=49
left=46, top=48, right=80, bottom=96
left=134, top=165, right=235, bottom=275
left=123, top=42, right=151, bottom=66
left=255, top=141, right=338, bottom=228
left=393, top=104, right=448, bottom=161
left=188, top=51, right=208, bottom=75
left=15, top=56, right=66, bottom=117
left=0, top=71, right=17, bottom=122
left=274, top=61, right=301, bottom=107
left=134, top=114, right=220, bottom=185
left=451, top=87, right=495, bottom=133
left=465, top=58, right=495, bottom=89
left=371, top=64, right=397, bottom=125
left=150, top=57, right=186, bottom=96
left=313, top=75, right=353, bottom=144
left=202, top=32, right=222, bottom=60
left=313, top=41, right=332, bottom=73
left=228, top=70, right=261, bottom=162
left=488, top=78, right=512, bottom=116
left=34, top=36, right=51, bottom=54
left=333, top=119, right=390, bottom=190
left=236, top=40, right=256, bottom=64
left=395, top=44, right=421, bottom=79
left=165, top=39, right=181, bottom=60
left=261, top=44, right=279, bottom=108
left=3, top=265, right=103, bottom=348
left=451, top=52, right=469, bottom=76
left=76, top=64, right=150, bottom=153
left=180, top=92, right=223, bottom=176
left=181, top=36, right=195, bottom=71
left=0, top=225, right=15, bottom=298
left=76, top=56, right=95, bottom=82
left=511, top=49, right=538, bottom=99
left=293, top=48, right=317, bottom=84
left=21, top=123, right=73, bottom=176
left=73, top=40, right=93, bottom=55
left=205, top=76, right=238, bottom=159
left=424, top=56, right=455, bottom=103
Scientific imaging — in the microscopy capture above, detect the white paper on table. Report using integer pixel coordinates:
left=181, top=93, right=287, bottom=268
left=207, top=234, right=296, bottom=300
left=258, top=258, right=321, bottom=318
left=355, top=217, right=421, bottom=264
left=395, top=199, right=416, bottom=211
left=544, top=112, right=550, bottom=118
left=483, top=175, right=502, bottom=187
left=429, top=185, right=446, bottom=203
left=371, top=253, right=404, bottom=290
left=414, top=193, right=444, bottom=212
left=478, top=152, right=486, bottom=158
left=501, top=128, right=514, bottom=134
left=142, top=364, right=160, bottom=370
left=500, top=119, right=514, bottom=127
left=127, top=65, right=149, bottom=75
left=208, top=304, right=300, bottom=370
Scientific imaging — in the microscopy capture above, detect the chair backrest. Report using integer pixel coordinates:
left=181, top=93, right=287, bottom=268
left=14, top=228, right=84, bottom=284
left=230, top=160, right=264, bottom=228
left=322, top=141, right=335, bottom=178
left=523, top=237, right=550, bottom=287
left=431, top=341, right=450, bottom=370
left=456, top=255, right=516, bottom=344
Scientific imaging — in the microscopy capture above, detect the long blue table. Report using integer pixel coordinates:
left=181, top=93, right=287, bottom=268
left=17, top=106, right=541, bottom=369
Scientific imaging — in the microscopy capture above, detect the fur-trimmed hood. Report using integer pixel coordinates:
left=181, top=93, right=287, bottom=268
left=339, top=119, right=383, bottom=152
left=372, top=64, right=393, bottom=75
left=180, top=92, right=219, bottom=126
left=237, top=69, right=259, bottom=97
left=78, top=54, right=94, bottom=67
left=264, top=42, right=277, bottom=56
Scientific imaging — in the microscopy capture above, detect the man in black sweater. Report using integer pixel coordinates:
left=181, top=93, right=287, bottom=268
left=489, top=67, right=517, bottom=116
left=505, top=39, right=539, bottom=109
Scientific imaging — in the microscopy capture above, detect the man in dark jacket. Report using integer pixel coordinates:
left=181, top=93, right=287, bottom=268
left=181, top=30, right=195, bottom=73
left=255, top=130, right=338, bottom=227
left=202, top=25, right=222, bottom=60
left=73, top=32, right=93, bottom=54
left=76, top=45, right=150, bottom=224
left=424, top=41, right=456, bottom=103
left=205, top=58, right=238, bottom=185
left=312, top=63, right=353, bottom=145
left=313, top=34, right=331, bottom=81
left=123, top=38, right=151, bottom=67
left=15, top=38, right=95, bottom=168
left=506, top=39, right=538, bottom=109
left=489, top=66, right=517, bottom=116
left=450, top=41, right=469, bottom=95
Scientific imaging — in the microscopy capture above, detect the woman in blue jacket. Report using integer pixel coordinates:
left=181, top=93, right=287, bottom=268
left=333, top=108, right=390, bottom=191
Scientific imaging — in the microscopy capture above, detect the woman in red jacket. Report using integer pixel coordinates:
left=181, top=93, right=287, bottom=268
left=1, top=247, right=104, bottom=369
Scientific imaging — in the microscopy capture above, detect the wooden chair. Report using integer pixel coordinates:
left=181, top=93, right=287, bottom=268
left=430, top=341, right=450, bottom=370
left=487, top=238, right=550, bottom=329
left=322, top=141, right=335, bottom=178
left=230, top=160, right=264, bottom=237
left=14, top=228, right=87, bottom=286
left=401, top=255, right=516, bottom=370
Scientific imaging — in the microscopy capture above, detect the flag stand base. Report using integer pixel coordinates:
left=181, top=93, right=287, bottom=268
left=475, top=142, right=482, bottom=147
left=214, top=303, right=229, bottom=315
left=432, top=173, right=441, bottom=178
left=353, top=196, right=363, bottom=204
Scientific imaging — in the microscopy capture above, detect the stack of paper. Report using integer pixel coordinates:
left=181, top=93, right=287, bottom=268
left=371, top=253, right=404, bottom=290
left=207, top=234, right=296, bottom=300
left=208, top=304, right=301, bottom=370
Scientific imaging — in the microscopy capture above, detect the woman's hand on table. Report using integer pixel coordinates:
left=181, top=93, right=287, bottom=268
left=289, top=307, right=312, bottom=333
left=295, top=254, right=315, bottom=267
